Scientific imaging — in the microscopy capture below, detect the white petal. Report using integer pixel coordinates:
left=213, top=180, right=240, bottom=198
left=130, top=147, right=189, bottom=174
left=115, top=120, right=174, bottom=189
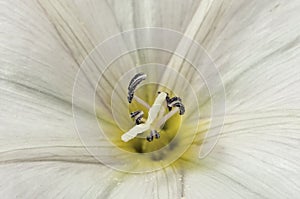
left=179, top=1, right=300, bottom=198
left=0, top=80, right=122, bottom=198
left=198, top=0, right=300, bottom=111
left=184, top=110, right=300, bottom=198
left=0, top=86, right=125, bottom=197
left=107, top=0, right=202, bottom=31
left=170, top=0, right=300, bottom=164
left=36, top=0, right=121, bottom=63
left=0, top=162, right=116, bottom=198
left=106, top=166, right=183, bottom=199
left=0, top=87, right=99, bottom=163
left=0, top=0, right=78, bottom=104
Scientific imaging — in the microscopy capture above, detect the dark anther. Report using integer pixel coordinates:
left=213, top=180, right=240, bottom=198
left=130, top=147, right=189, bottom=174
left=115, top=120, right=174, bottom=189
left=166, top=93, right=170, bottom=102
left=127, top=73, right=147, bottom=103
left=130, top=110, right=144, bottom=125
left=146, top=135, right=154, bottom=142
left=146, top=130, right=160, bottom=142
left=130, top=111, right=140, bottom=117
left=166, top=96, right=185, bottom=115
left=127, top=93, right=134, bottom=104
left=154, top=132, right=160, bottom=139
left=177, top=103, right=185, bottom=115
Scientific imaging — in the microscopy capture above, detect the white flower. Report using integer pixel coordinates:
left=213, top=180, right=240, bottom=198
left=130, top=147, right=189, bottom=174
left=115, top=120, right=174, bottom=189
left=1, top=0, right=300, bottom=198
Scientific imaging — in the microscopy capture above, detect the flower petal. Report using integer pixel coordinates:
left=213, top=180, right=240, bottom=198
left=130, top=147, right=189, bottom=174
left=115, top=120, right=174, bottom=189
left=104, top=166, right=184, bottom=199
left=167, top=0, right=300, bottom=161
left=177, top=1, right=300, bottom=197
left=0, top=85, right=124, bottom=197
left=107, top=0, right=203, bottom=31
left=184, top=110, right=300, bottom=198
left=196, top=0, right=300, bottom=111
left=0, top=0, right=80, bottom=104
left=36, top=0, right=122, bottom=64
left=0, top=86, right=99, bottom=163
left=0, top=162, right=117, bottom=198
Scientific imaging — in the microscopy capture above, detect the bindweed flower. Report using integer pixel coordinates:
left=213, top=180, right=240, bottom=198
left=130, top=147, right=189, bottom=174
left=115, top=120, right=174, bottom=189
left=1, top=0, right=300, bottom=198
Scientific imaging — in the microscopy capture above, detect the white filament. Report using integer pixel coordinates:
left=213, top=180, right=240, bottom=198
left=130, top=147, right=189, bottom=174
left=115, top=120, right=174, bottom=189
left=156, top=107, right=179, bottom=129
left=133, top=95, right=151, bottom=109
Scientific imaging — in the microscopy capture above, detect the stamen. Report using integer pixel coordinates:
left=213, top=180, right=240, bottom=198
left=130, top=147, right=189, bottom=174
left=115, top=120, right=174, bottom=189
left=167, top=96, right=185, bottom=115
left=130, top=110, right=141, bottom=117
left=146, top=130, right=154, bottom=142
left=130, top=110, right=144, bottom=125
left=146, top=130, right=160, bottom=142
left=175, top=102, right=185, bottom=115
left=156, top=107, right=180, bottom=129
left=133, top=95, right=150, bottom=109
left=128, top=73, right=147, bottom=103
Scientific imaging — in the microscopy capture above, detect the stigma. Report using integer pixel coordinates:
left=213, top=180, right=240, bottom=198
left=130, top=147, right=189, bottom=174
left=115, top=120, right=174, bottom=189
left=121, top=73, right=185, bottom=142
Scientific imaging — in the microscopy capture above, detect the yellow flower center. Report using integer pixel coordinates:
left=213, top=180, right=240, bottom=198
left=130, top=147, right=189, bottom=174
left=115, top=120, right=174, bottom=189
left=96, top=71, right=208, bottom=169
